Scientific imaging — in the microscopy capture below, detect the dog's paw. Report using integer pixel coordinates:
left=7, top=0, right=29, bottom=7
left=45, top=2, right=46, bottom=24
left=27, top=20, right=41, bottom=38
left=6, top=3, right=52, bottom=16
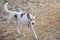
left=23, top=33, right=26, bottom=37
left=35, top=36, right=37, bottom=39
left=21, top=33, right=26, bottom=37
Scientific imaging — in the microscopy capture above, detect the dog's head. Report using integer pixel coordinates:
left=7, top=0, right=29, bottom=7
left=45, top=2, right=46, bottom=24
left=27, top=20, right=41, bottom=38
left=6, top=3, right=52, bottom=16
left=27, top=13, right=36, bottom=27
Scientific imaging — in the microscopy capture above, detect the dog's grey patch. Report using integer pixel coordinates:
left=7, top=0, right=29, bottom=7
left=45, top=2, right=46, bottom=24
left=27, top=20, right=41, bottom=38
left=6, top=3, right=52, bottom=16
left=14, top=14, right=17, bottom=18
left=21, top=13, right=25, bottom=17
left=27, top=13, right=30, bottom=19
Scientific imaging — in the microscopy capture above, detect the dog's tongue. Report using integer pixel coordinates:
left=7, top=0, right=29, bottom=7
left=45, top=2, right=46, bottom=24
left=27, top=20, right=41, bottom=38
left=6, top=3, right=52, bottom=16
left=28, top=21, right=31, bottom=28
left=28, top=24, right=30, bottom=28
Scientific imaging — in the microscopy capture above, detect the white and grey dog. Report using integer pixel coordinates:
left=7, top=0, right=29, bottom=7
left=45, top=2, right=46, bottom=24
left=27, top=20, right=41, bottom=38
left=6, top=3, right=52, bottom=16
left=3, top=1, right=37, bottom=39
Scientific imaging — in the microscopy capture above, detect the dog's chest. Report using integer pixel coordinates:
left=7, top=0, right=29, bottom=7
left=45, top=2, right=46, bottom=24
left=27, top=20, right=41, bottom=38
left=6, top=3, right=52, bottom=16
left=20, top=15, right=28, bottom=25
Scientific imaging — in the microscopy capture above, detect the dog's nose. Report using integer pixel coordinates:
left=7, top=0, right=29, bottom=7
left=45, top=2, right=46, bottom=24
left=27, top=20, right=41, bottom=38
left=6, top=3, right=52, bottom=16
left=32, top=23, right=34, bottom=25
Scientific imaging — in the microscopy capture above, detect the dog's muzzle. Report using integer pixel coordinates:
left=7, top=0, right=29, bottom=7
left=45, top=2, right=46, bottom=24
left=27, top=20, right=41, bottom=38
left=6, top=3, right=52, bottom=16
left=28, top=21, right=35, bottom=28
left=32, top=23, right=34, bottom=25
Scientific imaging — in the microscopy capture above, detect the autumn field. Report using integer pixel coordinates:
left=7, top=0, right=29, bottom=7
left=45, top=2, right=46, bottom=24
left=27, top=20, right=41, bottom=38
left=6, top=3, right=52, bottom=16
left=0, top=0, right=60, bottom=40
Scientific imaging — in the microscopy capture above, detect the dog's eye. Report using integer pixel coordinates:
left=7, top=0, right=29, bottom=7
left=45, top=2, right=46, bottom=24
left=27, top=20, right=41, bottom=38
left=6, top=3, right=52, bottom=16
left=33, top=19, right=34, bottom=20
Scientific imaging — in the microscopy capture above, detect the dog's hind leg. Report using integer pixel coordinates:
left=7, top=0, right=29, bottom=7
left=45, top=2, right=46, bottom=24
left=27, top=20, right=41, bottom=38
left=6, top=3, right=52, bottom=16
left=7, top=14, right=14, bottom=25
left=16, top=19, right=21, bottom=33
left=21, top=24, right=25, bottom=37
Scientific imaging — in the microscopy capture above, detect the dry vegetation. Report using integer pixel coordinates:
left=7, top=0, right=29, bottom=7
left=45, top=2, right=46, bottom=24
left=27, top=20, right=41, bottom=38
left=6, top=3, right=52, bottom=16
left=0, top=0, right=60, bottom=40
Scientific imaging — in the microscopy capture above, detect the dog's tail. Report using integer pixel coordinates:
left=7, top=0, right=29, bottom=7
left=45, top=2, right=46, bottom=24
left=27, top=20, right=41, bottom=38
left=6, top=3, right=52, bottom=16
left=3, top=0, right=16, bottom=13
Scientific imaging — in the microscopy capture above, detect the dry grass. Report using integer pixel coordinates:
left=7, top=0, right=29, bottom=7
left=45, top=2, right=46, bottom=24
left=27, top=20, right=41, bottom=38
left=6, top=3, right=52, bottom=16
left=0, top=0, right=60, bottom=40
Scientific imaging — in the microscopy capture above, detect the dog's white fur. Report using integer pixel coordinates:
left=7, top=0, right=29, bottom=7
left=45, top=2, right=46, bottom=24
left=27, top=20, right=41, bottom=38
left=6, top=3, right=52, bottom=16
left=3, top=2, right=37, bottom=38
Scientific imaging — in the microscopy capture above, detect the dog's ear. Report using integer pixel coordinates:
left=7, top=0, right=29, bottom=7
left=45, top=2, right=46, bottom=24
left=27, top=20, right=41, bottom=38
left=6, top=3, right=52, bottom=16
left=27, top=13, right=30, bottom=19
left=3, top=0, right=8, bottom=4
left=5, top=0, right=7, bottom=2
left=33, top=13, right=36, bottom=18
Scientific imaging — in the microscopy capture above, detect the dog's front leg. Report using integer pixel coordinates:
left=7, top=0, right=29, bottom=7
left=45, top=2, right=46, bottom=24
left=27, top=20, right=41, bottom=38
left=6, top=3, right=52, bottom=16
left=30, top=26, right=37, bottom=39
left=21, top=25, right=25, bottom=37
left=16, top=20, right=25, bottom=37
